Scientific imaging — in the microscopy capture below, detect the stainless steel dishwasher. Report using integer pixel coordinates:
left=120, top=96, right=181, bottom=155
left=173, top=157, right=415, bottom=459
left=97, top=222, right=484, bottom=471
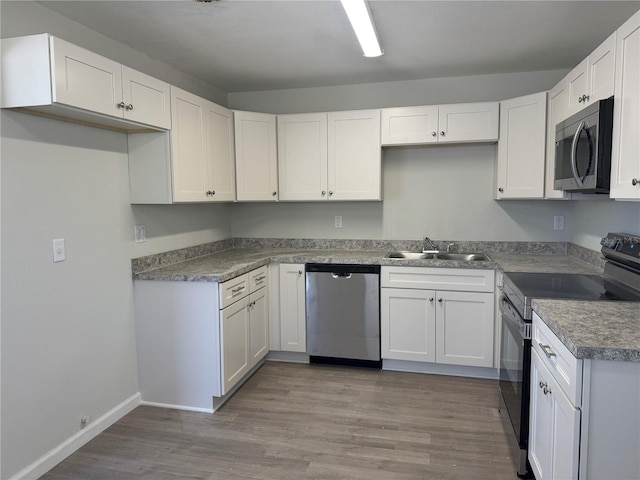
left=305, top=264, right=381, bottom=368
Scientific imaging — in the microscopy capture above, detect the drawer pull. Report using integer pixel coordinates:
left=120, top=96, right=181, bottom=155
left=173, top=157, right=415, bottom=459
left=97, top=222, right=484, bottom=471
left=539, top=380, right=552, bottom=395
left=254, top=276, right=266, bottom=282
left=231, top=287, right=245, bottom=295
left=539, top=343, right=556, bottom=358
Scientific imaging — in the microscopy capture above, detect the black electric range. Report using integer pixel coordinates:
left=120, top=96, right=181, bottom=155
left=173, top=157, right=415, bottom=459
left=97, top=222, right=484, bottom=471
left=498, top=232, right=640, bottom=478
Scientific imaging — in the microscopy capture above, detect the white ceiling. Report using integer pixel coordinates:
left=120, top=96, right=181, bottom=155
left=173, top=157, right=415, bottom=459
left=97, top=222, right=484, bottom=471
left=40, top=0, right=640, bottom=93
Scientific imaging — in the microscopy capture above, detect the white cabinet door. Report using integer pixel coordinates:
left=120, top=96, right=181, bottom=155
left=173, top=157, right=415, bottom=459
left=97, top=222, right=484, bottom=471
left=381, top=288, right=436, bottom=362
left=327, top=110, right=381, bottom=201
left=567, top=33, right=616, bottom=118
left=496, top=92, right=547, bottom=199
left=435, top=291, right=494, bottom=368
left=438, top=102, right=499, bottom=143
left=277, top=113, right=328, bottom=201
left=220, top=297, right=250, bottom=395
left=170, top=87, right=207, bottom=202
left=122, top=65, right=171, bottom=130
left=50, top=36, right=123, bottom=118
left=381, top=103, right=498, bottom=145
left=205, top=100, right=236, bottom=201
left=611, top=11, right=640, bottom=200
left=529, top=349, right=580, bottom=480
left=249, top=286, right=269, bottom=366
left=545, top=81, right=570, bottom=199
left=380, top=106, right=439, bottom=145
left=278, top=264, right=306, bottom=352
left=234, top=111, right=278, bottom=201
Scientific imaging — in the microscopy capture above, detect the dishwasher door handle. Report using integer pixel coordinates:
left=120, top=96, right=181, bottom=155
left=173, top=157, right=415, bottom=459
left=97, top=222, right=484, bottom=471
left=331, top=272, right=352, bottom=279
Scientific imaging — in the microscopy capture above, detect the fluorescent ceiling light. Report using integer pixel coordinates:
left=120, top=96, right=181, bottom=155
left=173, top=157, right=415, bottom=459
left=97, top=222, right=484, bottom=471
left=340, top=0, right=383, bottom=57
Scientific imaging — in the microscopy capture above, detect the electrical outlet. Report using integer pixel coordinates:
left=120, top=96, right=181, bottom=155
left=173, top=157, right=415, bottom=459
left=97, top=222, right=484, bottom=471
left=554, top=215, right=565, bottom=231
left=134, top=224, right=147, bottom=243
left=335, top=216, right=343, bottom=228
left=52, top=238, right=66, bottom=263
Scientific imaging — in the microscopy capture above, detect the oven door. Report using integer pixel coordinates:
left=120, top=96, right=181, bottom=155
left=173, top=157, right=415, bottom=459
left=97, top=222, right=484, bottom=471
left=499, top=294, right=532, bottom=450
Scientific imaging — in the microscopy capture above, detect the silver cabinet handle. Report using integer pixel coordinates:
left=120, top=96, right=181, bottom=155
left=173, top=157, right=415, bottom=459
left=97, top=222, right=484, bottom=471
left=429, top=297, right=434, bottom=302
left=117, top=101, right=126, bottom=109
left=272, top=191, right=277, bottom=196
left=438, top=298, right=443, bottom=303
left=440, top=131, right=445, bottom=136
left=329, top=191, right=333, bottom=196
left=539, top=343, right=556, bottom=358
left=254, top=276, right=266, bottom=282
left=321, top=191, right=326, bottom=196
left=498, top=187, right=504, bottom=193
left=298, top=270, right=303, bottom=275
left=539, top=381, right=551, bottom=395
left=126, top=104, right=134, bottom=111
left=632, top=178, right=639, bottom=186
left=578, top=96, right=584, bottom=103
left=431, top=131, right=437, bottom=137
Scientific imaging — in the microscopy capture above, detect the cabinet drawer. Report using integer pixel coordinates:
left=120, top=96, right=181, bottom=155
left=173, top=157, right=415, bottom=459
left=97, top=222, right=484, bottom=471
left=219, top=273, right=249, bottom=309
left=532, top=313, right=583, bottom=407
left=249, top=266, right=268, bottom=293
left=381, top=266, right=494, bottom=292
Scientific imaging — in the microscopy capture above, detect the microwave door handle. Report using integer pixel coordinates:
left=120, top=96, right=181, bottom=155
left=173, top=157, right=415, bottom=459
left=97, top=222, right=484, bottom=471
left=571, top=121, right=586, bottom=187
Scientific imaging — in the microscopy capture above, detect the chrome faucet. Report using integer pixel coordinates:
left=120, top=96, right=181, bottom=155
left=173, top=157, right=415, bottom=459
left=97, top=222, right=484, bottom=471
left=446, top=242, right=456, bottom=253
left=422, top=236, right=439, bottom=253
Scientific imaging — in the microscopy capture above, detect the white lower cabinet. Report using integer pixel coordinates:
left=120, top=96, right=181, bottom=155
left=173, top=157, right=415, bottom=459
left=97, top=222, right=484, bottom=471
left=529, top=313, right=640, bottom=480
left=278, top=264, right=307, bottom=352
left=529, top=348, right=580, bottom=480
left=134, top=265, right=269, bottom=412
left=381, top=267, right=495, bottom=368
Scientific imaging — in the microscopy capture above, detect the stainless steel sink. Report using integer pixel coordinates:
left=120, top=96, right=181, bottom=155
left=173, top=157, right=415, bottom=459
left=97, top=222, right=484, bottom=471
left=386, top=251, right=435, bottom=259
left=434, top=253, right=489, bottom=261
left=385, top=251, right=489, bottom=261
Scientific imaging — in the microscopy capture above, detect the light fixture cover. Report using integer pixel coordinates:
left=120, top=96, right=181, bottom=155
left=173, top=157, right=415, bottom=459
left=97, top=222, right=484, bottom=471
left=340, top=0, right=383, bottom=57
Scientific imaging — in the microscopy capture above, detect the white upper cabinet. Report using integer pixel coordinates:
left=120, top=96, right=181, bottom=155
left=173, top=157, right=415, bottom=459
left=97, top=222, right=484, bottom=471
left=277, top=113, right=328, bottom=201
left=495, top=92, right=547, bottom=199
left=129, top=87, right=235, bottom=203
left=566, top=32, right=616, bottom=119
left=205, top=101, right=236, bottom=202
left=610, top=11, right=640, bottom=200
left=381, top=102, right=498, bottom=146
left=327, top=110, right=382, bottom=201
left=171, top=87, right=208, bottom=202
left=545, top=80, right=570, bottom=199
left=234, top=111, right=279, bottom=201
left=1, top=34, right=171, bottom=131
left=278, top=110, right=381, bottom=201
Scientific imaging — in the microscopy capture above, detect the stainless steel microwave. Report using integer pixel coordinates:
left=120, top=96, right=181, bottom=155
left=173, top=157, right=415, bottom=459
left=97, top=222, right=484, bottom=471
left=554, top=96, right=614, bottom=193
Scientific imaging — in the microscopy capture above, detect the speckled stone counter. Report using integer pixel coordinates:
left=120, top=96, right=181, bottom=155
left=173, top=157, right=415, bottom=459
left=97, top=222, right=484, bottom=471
left=490, top=253, right=602, bottom=275
left=132, top=248, right=501, bottom=282
left=532, top=299, right=640, bottom=362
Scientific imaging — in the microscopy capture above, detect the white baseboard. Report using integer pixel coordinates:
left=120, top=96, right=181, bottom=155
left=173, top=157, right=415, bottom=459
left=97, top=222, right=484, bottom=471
left=9, top=392, right=141, bottom=480
left=140, top=400, right=213, bottom=414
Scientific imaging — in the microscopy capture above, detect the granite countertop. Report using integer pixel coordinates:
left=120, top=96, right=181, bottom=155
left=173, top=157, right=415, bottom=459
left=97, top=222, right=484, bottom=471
left=490, top=253, right=602, bottom=275
left=132, top=247, right=503, bottom=282
left=532, top=299, right=640, bottom=362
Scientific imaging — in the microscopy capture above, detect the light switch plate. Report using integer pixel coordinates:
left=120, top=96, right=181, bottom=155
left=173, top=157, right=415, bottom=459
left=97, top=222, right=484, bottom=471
left=134, top=224, right=147, bottom=243
left=335, top=216, right=343, bottom=228
left=53, top=238, right=65, bottom=262
left=553, top=215, right=565, bottom=230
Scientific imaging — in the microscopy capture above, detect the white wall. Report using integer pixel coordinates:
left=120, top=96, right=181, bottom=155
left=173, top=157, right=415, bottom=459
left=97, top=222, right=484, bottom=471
left=0, top=3, right=233, bottom=478
left=569, top=200, right=640, bottom=250
left=231, top=144, right=572, bottom=241
left=228, top=69, right=568, bottom=113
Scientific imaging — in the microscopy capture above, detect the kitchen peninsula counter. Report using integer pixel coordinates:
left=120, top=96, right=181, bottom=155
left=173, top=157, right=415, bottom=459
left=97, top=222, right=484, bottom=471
left=532, top=299, right=640, bottom=362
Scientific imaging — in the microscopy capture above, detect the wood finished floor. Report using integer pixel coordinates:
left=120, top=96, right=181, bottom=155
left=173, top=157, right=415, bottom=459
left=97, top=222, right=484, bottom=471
left=41, top=362, right=518, bottom=480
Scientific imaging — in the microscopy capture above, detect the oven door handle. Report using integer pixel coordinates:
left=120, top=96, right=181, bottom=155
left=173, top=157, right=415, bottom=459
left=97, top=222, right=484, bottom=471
left=500, top=296, right=531, bottom=340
